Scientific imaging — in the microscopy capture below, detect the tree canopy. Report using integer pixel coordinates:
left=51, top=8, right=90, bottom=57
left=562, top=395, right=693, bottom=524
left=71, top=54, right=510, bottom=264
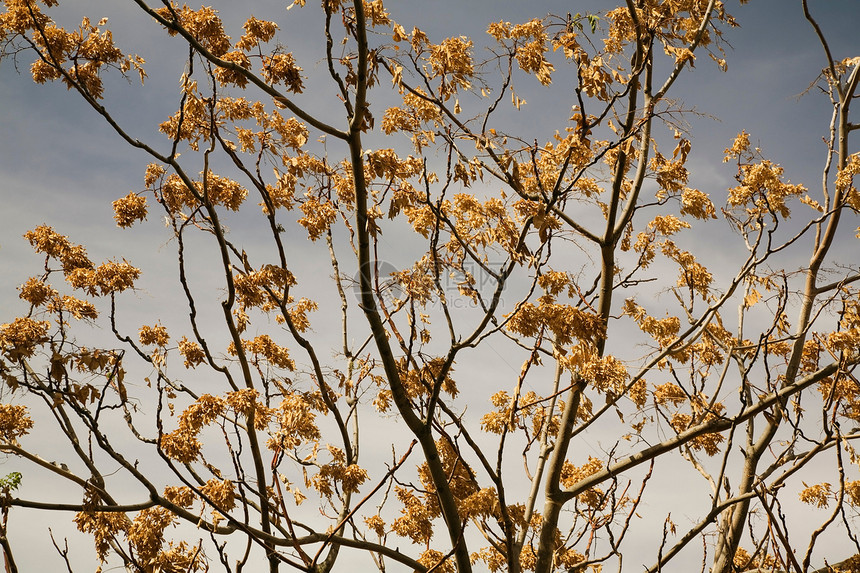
left=1, top=1, right=860, bottom=572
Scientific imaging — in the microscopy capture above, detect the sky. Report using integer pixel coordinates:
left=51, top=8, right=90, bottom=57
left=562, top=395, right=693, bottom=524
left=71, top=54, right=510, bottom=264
left=1, top=1, right=859, bottom=571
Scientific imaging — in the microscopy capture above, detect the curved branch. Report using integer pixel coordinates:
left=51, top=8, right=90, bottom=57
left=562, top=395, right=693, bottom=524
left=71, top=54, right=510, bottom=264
left=131, top=0, right=348, bottom=139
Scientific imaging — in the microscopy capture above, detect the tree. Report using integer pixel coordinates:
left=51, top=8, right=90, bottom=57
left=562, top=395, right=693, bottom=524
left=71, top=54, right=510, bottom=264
left=1, top=0, right=859, bottom=571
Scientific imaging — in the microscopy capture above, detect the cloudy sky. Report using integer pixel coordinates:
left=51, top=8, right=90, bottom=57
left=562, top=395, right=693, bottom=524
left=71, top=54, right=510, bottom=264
left=2, top=0, right=858, bottom=294
left=1, top=0, right=859, bottom=570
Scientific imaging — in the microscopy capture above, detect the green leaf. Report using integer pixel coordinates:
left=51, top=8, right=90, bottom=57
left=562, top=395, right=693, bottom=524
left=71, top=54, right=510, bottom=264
left=0, top=472, right=22, bottom=492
